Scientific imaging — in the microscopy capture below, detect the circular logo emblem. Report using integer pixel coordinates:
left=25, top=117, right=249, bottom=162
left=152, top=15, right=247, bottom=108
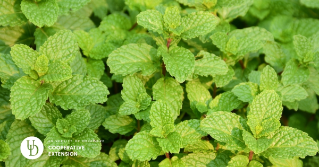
left=20, top=137, right=44, bottom=159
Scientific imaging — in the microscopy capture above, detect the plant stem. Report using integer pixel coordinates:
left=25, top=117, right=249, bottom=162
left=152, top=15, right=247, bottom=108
left=162, top=63, right=166, bottom=76
left=165, top=153, right=170, bottom=159
left=239, top=60, right=245, bottom=69
left=166, top=38, right=172, bottom=49
left=216, top=143, right=220, bottom=151
left=129, top=22, right=138, bottom=31
left=249, top=151, right=254, bottom=161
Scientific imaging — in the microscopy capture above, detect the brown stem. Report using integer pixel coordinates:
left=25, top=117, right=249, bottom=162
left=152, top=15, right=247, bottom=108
left=165, top=153, right=170, bottom=159
left=281, top=115, right=288, bottom=126
left=249, top=151, right=254, bottom=161
left=166, top=38, right=172, bottom=49
left=216, top=143, right=220, bottom=151
left=161, top=63, right=166, bottom=76
left=239, top=60, right=245, bottom=69
left=129, top=22, right=138, bottom=31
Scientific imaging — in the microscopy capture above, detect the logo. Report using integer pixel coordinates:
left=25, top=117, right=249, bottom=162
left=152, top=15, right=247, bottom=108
left=20, top=137, right=44, bottom=159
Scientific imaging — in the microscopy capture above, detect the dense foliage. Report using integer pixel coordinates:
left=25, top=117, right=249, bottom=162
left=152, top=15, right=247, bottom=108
left=1, top=0, right=319, bottom=166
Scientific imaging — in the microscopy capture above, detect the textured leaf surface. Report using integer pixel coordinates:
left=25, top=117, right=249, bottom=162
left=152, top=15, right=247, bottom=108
left=260, top=65, right=278, bottom=91
left=207, top=150, right=232, bottom=167
left=11, top=76, right=51, bottom=120
left=21, top=0, right=59, bottom=27
left=10, top=44, right=39, bottom=75
left=214, top=66, right=234, bottom=87
left=0, top=0, right=27, bottom=26
left=34, top=55, right=49, bottom=76
left=152, top=77, right=184, bottom=118
left=0, top=53, right=25, bottom=89
left=40, top=61, right=72, bottom=82
left=281, top=60, right=309, bottom=86
left=40, top=30, right=78, bottom=63
left=157, top=132, right=182, bottom=153
left=0, top=140, right=10, bottom=161
left=70, top=51, right=87, bottom=76
left=34, top=27, right=60, bottom=50
left=231, top=82, right=258, bottom=103
left=86, top=104, right=107, bottom=130
left=184, top=140, right=214, bottom=153
left=227, top=155, right=249, bottom=167
left=29, top=103, right=62, bottom=135
left=85, top=58, right=105, bottom=79
left=71, top=128, right=101, bottom=158
left=269, top=156, right=303, bottom=167
left=150, top=100, right=175, bottom=138
left=44, top=127, right=70, bottom=152
left=300, top=0, right=319, bottom=8
left=163, top=46, right=195, bottom=83
left=181, top=11, right=219, bottom=39
left=186, top=80, right=211, bottom=113
left=103, top=115, right=136, bottom=135
left=194, top=51, right=228, bottom=76
left=49, top=75, right=109, bottom=110
left=58, top=0, right=90, bottom=15
left=263, top=127, right=318, bottom=158
left=200, top=111, right=245, bottom=150
left=181, top=152, right=216, bottom=167
left=242, top=130, right=272, bottom=154
left=125, top=131, right=162, bottom=161
left=278, top=84, right=308, bottom=102
left=263, top=41, right=286, bottom=68
left=65, top=109, right=90, bottom=134
left=108, top=43, right=159, bottom=76
left=175, top=120, right=206, bottom=147
left=293, top=35, right=313, bottom=62
left=164, top=7, right=181, bottom=30
left=25, top=150, right=64, bottom=167
left=137, top=10, right=164, bottom=34
left=208, top=91, right=241, bottom=113
left=121, top=75, right=147, bottom=104
left=109, top=139, right=127, bottom=162
left=247, top=90, right=282, bottom=138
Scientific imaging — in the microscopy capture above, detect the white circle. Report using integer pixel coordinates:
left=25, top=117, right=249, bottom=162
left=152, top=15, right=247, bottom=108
left=20, top=137, right=44, bottom=159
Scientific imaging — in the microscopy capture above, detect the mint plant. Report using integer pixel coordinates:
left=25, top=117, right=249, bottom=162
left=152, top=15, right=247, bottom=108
left=1, top=0, right=319, bottom=167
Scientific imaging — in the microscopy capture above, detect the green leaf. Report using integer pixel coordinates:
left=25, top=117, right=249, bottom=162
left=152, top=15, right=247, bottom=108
left=248, top=160, right=263, bottom=167
left=211, top=32, right=228, bottom=53
left=10, top=44, right=39, bottom=76
left=194, top=51, right=228, bottom=77
left=184, top=140, right=214, bottom=153
left=262, top=41, right=286, bottom=69
left=278, top=84, right=308, bottom=102
left=21, top=0, right=59, bottom=27
left=260, top=65, right=279, bottom=91
left=269, top=156, right=303, bottom=167
left=65, top=109, right=91, bottom=134
left=99, top=13, right=132, bottom=32
left=293, top=35, right=313, bottom=62
left=70, top=51, right=87, bottom=76
left=157, top=132, right=182, bottom=153
left=248, top=70, right=261, bottom=85
left=298, top=89, right=318, bottom=113
left=34, top=55, right=49, bottom=76
left=186, top=80, right=212, bottom=113
left=208, top=91, right=241, bottom=113
left=49, top=75, right=109, bottom=110
left=231, top=82, right=259, bottom=103
left=137, top=10, right=164, bottom=34
left=281, top=60, right=309, bottom=86
left=247, top=90, right=282, bottom=138
left=125, top=131, right=162, bottom=161
left=227, top=155, right=249, bottom=167
left=40, top=60, right=72, bottom=82
left=152, top=77, right=184, bottom=118
left=34, top=27, right=60, bottom=50
left=207, top=150, right=232, bottom=167
left=71, top=128, right=101, bottom=158
left=175, top=119, right=206, bottom=147
left=214, top=66, right=234, bottom=87
left=108, top=43, right=159, bottom=76
left=181, top=152, right=216, bottom=167
left=163, top=7, right=181, bottom=30
left=216, top=0, right=253, bottom=20
left=121, top=75, right=147, bottom=103
left=262, top=126, right=318, bottom=159
left=56, top=119, right=77, bottom=138
left=5, top=120, right=36, bottom=167
left=300, top=0, right=319, bottom=8
left=242, top=130, right=272, bottom=154
left=44, top=127, right=70, bottom=152
left=86, top=104, right=107, bottom=130
left=109, top=139, right=127, bottom=162
left=132, top=160, right=150, bottom=167
left=40, top=30, right=78, bottom=63
left=0, top=0, right=28, bottom=26
left=200, top=111, right=245, bottom=150
left=103, top=115, right=136, bottom=135
left=55, top=12, right=95, bottom=31
left=306, top=67, right=319, bottom=96
left=0, top=140, right=10, bottom=161
left=180, top=11, right=219, bottom=39
left=11, top=76, right=52, bottom=120
left=149, top=100, right=175, bottom=138
left=162, top=46, right=195, bottom=83
left=0, top=53, right=25, bottom=89
left=85, top=58, right=105, bottom=79
left=25, top=150, right=65, bottom=167
left=57, top=0, right=90, bottom=15
left=29, top=103, right=62, bottom=135
left=106, top=94, right=124, bottom=115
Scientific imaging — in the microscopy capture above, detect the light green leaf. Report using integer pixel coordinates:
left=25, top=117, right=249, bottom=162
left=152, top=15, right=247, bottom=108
left=34, top=55, right=49, bottom=76
left=248, top=70, right=260, bottom=85
left=109, top=139, right=127, bottom=162
left=125, top=131, right=162, bottom=161
left=157, top=132, right=182, bottom=153
left=119, top=101, right=140, bottom=116
left=175, top=119, right=206, bottom=147
left=216, top=0, right=253, bottom=20
left=200, top=111, right=245, bottom=150
left=263, top=126, right=318, bottom=158
left=293, top=35, right=313, bottom=62
left=0, top=53, right=25, bottom=89
left=34, top=27, right=60, bottom=50
left=66, top=109, right=91, bottom=134
left=121, top=75, right=147, bottom=102
left=44, top=127, right=70, bottom=152
left=40, top=60, right=72, bottom=82
left=247, top=90, right=282, bottom=138
left=150, top=100, right=175, bottom=138
left=103, top=115, right=136, bottom=135
left=300, top=0, right=319, bottom=8
left=242, top=130, right=272, bottom=154
left=211, top=32, right=228, bottom=53
left=11, top=76, right=52, bottom=120
left=10, top=44, right=39, bottom=76
left=99, top=13, right=132, bottom=32
left=29, top=103, right=62, bottom=135
left=269, top=156, right=303, bottom=167
left=281, top=60, right=309, bottom=86
left=55, top=12, right=95, bottom=31
left=227, top=155, right=249, bottom=167
left=260, top=65, right=279, bottom=91
left=86, top=104, right=107, bottom=130
left=56, top=119, right=76, bottom=138
left=214, top=66, right=234, bottom=87
left=181, top=152, right=216, bottom=167
left=5, top=120, right=36, bottom=167
left=152, top=77, right=184, bottom=118
left=40, top=30, right=78, bottom=63
left=163, top=46, right=195, bottom=83
left=21, top=0, right=59, bottom=27
left=184, top=140, right=214, bottom=153
left=137, top=10, right=164, bottom=34
left=106, top=94, right=124, bottom=115
left=194, top=51, right=228, bottom=77
left=163, top=7, right=181, bottom=30
left=108, top=43, right=159, bottom=76
left=298, top=89, right=318, bottom=113
left=262, top=41, right=286, bottom=68
left=25, top=150, right=65, bottom=167
left=208, top=91, right=241, bottom=113
left=85, top=58, right=105, bottom=79
left=248, top=160, right=263, bottom=167
left=58, top=0, right=90, bottom=15
left=181, top=11, right=219, bottom=39
left=176, top=0, right=217, bottom=10
left=0, top=140, right=10, bottom=161
left=278, top=84, right=308, bottom=102
left=49, top=75, right=109, bottom=110
left=71, top=128, right=101, bottom=158
left=70, top=51, right=87, bottom=76
left=0, top=0, right=28, bottom=26
left=207, top=150, right=232, bottom=167
left=186, top=80, right=212, bottom=113
left=306, top=67, right=319, bottom=96
left=132, top=160, right=150, bottom=167
left=232, top=82, right=258, bottom=103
